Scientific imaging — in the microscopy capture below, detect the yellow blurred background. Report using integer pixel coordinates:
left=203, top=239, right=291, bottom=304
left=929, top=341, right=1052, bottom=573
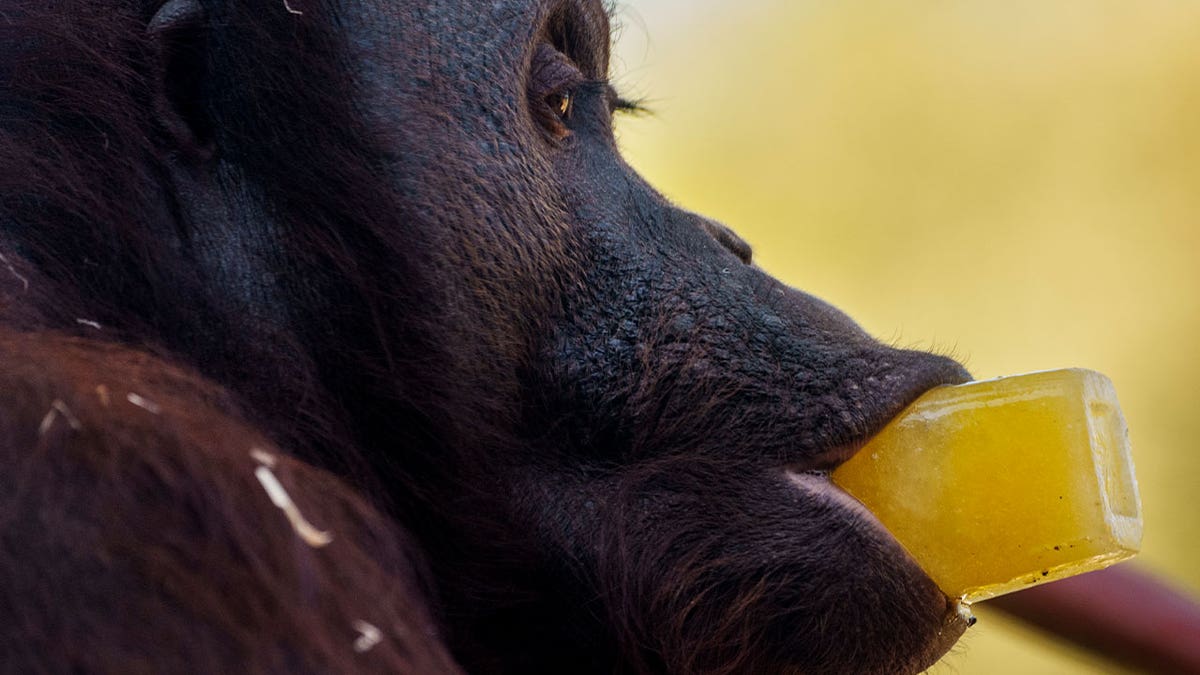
left=611, top=1, right=1200, bottom=672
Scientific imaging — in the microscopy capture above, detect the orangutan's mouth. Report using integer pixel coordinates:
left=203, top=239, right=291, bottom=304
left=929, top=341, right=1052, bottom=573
left=783, top=468, right=886, bottom=532
left=794, top=439, right=869, bottom=473
left=782, top=438, right=877, bottom=527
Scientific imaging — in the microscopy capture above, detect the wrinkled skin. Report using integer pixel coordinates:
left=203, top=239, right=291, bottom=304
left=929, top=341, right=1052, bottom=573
left=0, top=0, right=970, bottom=673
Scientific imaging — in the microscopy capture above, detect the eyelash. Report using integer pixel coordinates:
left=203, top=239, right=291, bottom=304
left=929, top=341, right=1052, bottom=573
left=612, top=96, right=646, bottom=116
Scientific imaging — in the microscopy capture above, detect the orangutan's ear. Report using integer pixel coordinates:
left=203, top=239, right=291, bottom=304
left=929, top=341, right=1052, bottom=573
left=148, top=0, right=214, bottom=159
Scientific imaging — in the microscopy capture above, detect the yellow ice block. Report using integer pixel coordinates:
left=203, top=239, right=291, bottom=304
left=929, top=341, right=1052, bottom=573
left=831, top=369, right=1142, bottom=603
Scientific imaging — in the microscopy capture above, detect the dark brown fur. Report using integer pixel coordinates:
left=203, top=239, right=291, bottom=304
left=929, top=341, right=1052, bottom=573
left=1, top=1, right=970, bottom=672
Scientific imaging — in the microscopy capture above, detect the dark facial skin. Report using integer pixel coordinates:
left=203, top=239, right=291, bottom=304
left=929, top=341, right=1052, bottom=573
left=326, top=2, right=971, bottom=671
left=2, top=0, right=970, bottom=672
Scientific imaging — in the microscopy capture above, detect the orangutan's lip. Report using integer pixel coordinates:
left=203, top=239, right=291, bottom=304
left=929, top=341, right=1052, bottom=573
left=783, top=468, right=973, bottom=639
left=789, top=366, right=970, bottom=474
left=783, top=469, right=945, bottom=605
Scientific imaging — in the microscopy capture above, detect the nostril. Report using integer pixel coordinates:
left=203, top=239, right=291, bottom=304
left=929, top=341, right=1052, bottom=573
left=699, top=216, right=753, bottom=264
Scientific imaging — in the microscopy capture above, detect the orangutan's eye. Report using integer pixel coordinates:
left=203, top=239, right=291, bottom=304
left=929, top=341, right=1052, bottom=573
left=547, top=90, right=573, bottom=119
left=529, top=43, right=583, bottom=140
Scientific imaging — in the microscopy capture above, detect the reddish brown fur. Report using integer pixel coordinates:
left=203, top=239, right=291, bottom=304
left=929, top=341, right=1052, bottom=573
left=0, top=330, right=461, bottom=673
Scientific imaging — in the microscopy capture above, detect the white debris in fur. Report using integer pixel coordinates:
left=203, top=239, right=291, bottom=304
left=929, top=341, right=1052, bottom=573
left=250, top=447, right=278, bottom=468
left=283, top=0, right=303, bottom=14
left=254, top=465, right=333, bottom=548
left=352, top=620, right=382, bottom=653
left=38, top=399, right=82, bottom=435
left=75, top=318, right=102, bottom=330
left=955, top=600, right=977, bottom=628
left=126, top=392, right=162, bottom=414
left=0, top=252, right=29, bottom=292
